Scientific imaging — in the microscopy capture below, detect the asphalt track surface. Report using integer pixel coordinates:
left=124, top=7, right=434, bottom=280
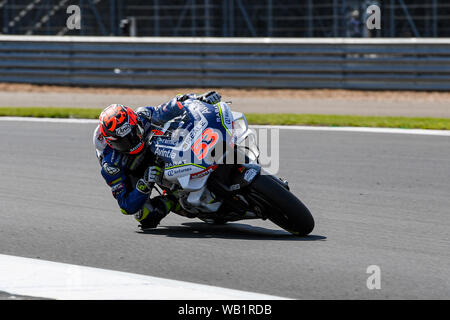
left=1, top=120, right=449, bottom=299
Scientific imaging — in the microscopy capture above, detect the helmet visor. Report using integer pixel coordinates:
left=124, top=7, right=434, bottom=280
left=107, top=124, right=144, bottom=153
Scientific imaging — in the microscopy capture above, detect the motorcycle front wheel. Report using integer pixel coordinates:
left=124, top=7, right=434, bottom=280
left=248, top=174, right=314, bottom=236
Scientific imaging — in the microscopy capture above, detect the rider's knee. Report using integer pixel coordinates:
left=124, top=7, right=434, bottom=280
left=134, top=196, right=171, bottom=222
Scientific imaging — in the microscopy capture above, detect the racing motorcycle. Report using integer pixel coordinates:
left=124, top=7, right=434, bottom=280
left=148, top=99, right=314, bottom=236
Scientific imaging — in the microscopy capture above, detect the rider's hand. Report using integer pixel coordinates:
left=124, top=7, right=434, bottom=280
left=198, top=91, right=221, bottom=105
left=144, top=166, right=163, bottom=186
left=136, top=166, right=163, bottom=194
left=176, top=93, right=195, bottom=102
left=136, top=178, right=151, bottom=194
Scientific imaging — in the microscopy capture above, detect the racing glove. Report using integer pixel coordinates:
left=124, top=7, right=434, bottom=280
left=198, top=91, right=221, bottom=105
left=136, top=166, right=163, bottom=194
left=175, top=93, right=195, bottom=102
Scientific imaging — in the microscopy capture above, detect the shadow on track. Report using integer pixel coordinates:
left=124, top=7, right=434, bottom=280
left=137, top=222, right=326, bottom=241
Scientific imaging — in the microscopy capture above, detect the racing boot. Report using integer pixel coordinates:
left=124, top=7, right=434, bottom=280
left=135, top=196, right=175, bottom=230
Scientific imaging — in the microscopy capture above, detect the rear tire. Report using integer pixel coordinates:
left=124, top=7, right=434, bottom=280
left=249, top=174, right=314, bottom=236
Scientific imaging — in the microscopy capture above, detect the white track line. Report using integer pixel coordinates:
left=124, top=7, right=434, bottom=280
left=0, top=116, right=98, bottom=124
left=1, top=116, right=450, bottom=136
left=0, top=254, right=287, bottom=300
left=251, top=124, right=450, bottom=136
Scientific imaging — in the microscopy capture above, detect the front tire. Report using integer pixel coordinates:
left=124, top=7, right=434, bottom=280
left=249, top=174, right=314, bottom=236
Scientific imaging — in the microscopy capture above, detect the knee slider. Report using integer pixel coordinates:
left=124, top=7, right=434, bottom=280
left=134, top=197, right=169, bottom=222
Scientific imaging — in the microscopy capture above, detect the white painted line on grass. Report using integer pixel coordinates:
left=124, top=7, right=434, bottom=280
left=0, top=254, right=287, bottom=300
left=1, top=116, right=449, bottom=136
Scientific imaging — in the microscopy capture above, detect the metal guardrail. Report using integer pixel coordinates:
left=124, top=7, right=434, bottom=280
left=0, top=36, right=450, bottom=90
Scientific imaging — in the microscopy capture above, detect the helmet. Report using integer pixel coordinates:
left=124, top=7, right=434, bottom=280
left=99, top=104, right=145, bottom=155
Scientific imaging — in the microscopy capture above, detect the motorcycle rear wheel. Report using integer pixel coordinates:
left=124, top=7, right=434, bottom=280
left=249, top=174, right=314, bottom=236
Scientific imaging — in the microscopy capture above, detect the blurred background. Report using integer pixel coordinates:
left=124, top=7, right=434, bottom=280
left=0, top=0, right=449, bottom=37
left=0, top=1, right=449, bottom=112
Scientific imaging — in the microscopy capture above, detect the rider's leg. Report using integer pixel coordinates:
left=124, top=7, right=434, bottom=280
left=135, top=196, right=176, bottom=229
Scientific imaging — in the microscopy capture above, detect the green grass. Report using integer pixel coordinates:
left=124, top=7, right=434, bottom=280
left=246, top=113, right=450, bottom=130
left=1, top=107, right=450, bottom=130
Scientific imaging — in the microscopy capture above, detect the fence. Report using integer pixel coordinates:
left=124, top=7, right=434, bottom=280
left=3, top=0, right=450, bottom=38
left=0, top=35, right=449, bottom=90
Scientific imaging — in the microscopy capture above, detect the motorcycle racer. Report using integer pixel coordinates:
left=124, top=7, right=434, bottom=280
left=93, top=91, right=222, bottom=230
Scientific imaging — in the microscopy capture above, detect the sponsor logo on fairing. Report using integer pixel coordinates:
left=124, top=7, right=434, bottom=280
left=155, top=147, right=176, bottom=159
left=180, top=118, right=208, bottom=151
left=166, top=166, right=193, bottom=177
left=223, top=108, right=232, bottom=129
left=156, top=137, right=178, bottom=147
left=190, top=100, right=212, bottom=114
left=190, top=165, right=218, bottom=179
left=243, top=168, right=258, bottom=182
left=170, top=159, right=187, bottom=166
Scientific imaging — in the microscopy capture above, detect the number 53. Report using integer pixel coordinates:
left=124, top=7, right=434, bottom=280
left=192, top=128, right=219, bottom=160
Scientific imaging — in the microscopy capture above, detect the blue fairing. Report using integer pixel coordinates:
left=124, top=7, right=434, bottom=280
left=149, top=99, right=233, bottom=169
